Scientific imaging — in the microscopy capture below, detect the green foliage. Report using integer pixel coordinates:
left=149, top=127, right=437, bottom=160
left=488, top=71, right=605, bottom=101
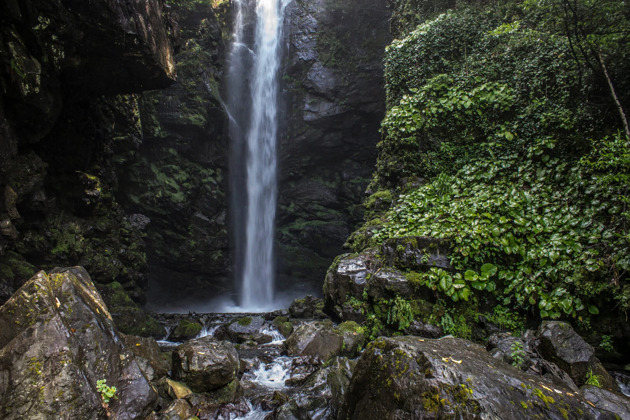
left=96, top=379, right=117, bottom=404
left=486, top=305, right=525, bottom=333
left=438, top=312, right=472, bottom=339
left=599, top=335, right=614, bottom=353
left=386, top=296, right=414, bottom=330
left=510, top=341, right=525, bottom=369
left=363, top=1, right=630, bottom=322
left=584, top=368, right=603, bottom=387
left=364, top=312, right=386, bottom=341
left=373, top=142, right=629, bottom=318
left=237, top=317, right=252, bottom=327
left=384, top=9, right=499, bottom=108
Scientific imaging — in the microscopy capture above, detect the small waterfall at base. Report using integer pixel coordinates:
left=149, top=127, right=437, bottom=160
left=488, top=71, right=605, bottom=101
left=228, top=0, right=290, bottom=311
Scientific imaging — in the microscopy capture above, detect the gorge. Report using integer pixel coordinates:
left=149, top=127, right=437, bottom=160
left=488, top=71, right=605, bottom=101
left=1, top=0, right=630, bottom=418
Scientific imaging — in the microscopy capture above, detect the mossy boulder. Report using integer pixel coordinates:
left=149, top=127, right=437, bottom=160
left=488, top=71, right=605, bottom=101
left=172, top=336, right=239, bottom=393
left=289, top=295, right=326, bottom=319
left=0, top=267, right=157, bottom=419
left=335, top=321, right=366, bottom=357
left=285, top=319, right=365, bottom=361
left=536, top=321, right=618, bottom=392
left=273, top=316, right=294, bottom=338
left=340, top=336, right=615, bottom=419
left=99, top=282, right=165, bottom=338
left=170, top=319, right=203, bottom=342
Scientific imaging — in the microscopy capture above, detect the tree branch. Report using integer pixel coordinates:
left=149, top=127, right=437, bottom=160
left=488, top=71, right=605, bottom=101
left=596, top=50, right=630, bottom=138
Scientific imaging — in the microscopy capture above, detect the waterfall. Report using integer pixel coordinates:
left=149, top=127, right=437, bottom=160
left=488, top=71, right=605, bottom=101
left=228, top=0, right=289, bottom=310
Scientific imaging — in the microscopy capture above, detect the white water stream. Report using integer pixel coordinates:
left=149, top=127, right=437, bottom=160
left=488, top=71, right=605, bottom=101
left=228, top=0, right=290, bottom=311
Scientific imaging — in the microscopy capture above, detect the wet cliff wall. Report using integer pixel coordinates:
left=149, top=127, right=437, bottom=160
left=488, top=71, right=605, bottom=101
left=276, top=0, right=391, bottom=291
left=0, top=0, right=176, bottom=303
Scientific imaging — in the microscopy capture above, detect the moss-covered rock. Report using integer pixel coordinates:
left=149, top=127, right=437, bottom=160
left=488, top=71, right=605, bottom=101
left=99, top=282, right=165, bottom=338
left=0, top=267, right=158, bottom=419
left=273, top=316, right=294, bottom=338
left=170, top=319, right=203, bottom=342
left=122, top=0, right=230, bottom=302
left=340, top=336, right=611, bottom=419
left=289, top=295, right=326, bottom=319
left=172, top=336, right=239, bottom=393
left=334, top=321, right=366, bottom=357
left=274, top=0, right=391, bottom=290
left=0, top=0, right=176, bottom=305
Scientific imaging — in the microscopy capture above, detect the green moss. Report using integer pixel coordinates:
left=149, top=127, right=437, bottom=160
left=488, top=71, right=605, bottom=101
left=364, top=189, right=393, bottom=218
left=173, top=319, right=202, bottom=339
left=273, top=316, right=294, bottom=337
left=237, top=317, right=252, bottom=327
left=336, top=321, right=365, bottom=335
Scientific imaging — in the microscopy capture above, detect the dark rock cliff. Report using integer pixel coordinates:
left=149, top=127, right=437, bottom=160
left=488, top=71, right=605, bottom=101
left=120, top=0, right=231, bottom=308
left=277, top=0, right=391, bottom=291
left=0, top=0, right=176, bottom=303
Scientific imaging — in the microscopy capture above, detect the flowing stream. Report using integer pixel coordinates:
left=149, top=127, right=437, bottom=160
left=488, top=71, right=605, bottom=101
left=228, top=0, right=290, bottom=311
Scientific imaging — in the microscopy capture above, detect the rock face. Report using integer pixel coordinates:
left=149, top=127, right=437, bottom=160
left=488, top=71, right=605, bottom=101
left=218, top=316, right=273, bottom=344
left=581, top=386, right=630, bottom=419
left=0, top=0, right=175, bottom=304
left=275, top=356, right=356, bottom=419
left=276, top=0, right=391, bottom=289
left=122, top=334, right=170, bottom=382
left=340, top=336, right=615, bottom=419
left=172, top=336, right=240, bottom=393
left=285, top=319, right=365, bottom=360
left=122, top=0, right=230, bottom=306
left=536, top=321, right=618, bottom=391
left=0, top=267, right=157, bottom=419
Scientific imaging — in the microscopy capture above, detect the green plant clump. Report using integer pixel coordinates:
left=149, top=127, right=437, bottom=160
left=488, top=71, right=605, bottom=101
left=96, top=379, right=117, bottom=404
left=584, top=368, right=603, bottom=388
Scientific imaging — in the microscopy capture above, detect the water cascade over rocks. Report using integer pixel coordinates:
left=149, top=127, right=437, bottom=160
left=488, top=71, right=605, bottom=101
left=228, top=0, right=290, bottom=311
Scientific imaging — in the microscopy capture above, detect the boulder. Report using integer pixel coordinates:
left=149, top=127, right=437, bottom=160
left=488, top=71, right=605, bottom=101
left=0, top=267, right=157, bottom=419
left=185, top=380, right=242, bottom=414
left=289, top=295, right=326, bottom=318
left=285, top=320, right=343, bottom=361
left=154, top=399, right=196, bottom=420
left=404, top=319, right=444, bottom=338
left=163, top=378, right=193, bottom=400
left=286, top=356, right=324, bottom=387
left=381, top=237, right=452, bottom=272
left=536, top=321, right=617, bottom=391
left=172, top=336, right=239, bottom=393
left=217, top=316, right=272, bottom=344
left=273, top=316, right=294, bottom=338
left=285, top=320, right=365, bottom=361
left=366, top=267, right=415, bottom=300
left=323, top=250, right=378, bottom=318
left=487, top=332, right=533, bottom=371
left=122, top=334, right=169, bottom=381
left=340, top=336, right=616, bottom=419
left=170, top=319, right=203, bottom=342
left=336, top=321, right=366, bottom=357
left=276, top=357, right=356, bottom=419
left=581, top=385, right=630, bottom=419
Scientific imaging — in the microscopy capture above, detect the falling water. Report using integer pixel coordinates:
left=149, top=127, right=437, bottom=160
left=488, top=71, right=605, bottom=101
left=228, top=0, right=289, bottom=310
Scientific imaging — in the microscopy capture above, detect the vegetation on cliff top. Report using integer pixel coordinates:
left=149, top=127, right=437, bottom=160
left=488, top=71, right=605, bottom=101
left=352, top=0, right=630, bottom=330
